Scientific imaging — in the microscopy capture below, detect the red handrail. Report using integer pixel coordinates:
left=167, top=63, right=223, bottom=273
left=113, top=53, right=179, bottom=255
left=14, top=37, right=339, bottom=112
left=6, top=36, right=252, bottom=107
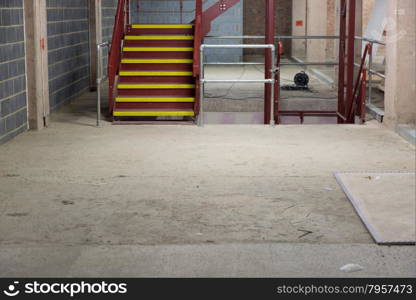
left=193, top=0, right=203, bottom=77
left=108, top=0, right=128, bottom=114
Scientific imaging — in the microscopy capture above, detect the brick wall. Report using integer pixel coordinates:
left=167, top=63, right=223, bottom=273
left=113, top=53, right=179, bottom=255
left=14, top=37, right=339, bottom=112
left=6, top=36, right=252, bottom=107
left=0, top=0, right=27, bottom=144
left=46, top=0, right=90, bottom=110
left=243, top=0, right=292, bottom=59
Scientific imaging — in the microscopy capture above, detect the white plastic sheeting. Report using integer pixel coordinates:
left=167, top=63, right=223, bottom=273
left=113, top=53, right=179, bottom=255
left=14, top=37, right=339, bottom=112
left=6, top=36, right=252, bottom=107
left=363, top=0, right=388, bottom=55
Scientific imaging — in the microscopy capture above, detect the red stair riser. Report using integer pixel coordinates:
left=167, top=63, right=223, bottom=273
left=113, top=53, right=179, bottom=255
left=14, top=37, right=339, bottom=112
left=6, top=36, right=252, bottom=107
left=115, top=102, right=194, bottom=110
left=119, top=77, right=194, bottom=84
left=127, top=28, right=194, bottom=35
left=124, top=40, right=194, bottom=47
left=122, top=52, right=193, bottom=59
left=117, top=89, right=195, bottom=96
left=121, top=64, right=193, bottom=71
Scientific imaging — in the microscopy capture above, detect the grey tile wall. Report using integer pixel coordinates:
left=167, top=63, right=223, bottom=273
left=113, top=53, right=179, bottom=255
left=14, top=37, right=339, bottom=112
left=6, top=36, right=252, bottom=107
left=0, top=0, right=27, bottom=144
left=46, top=0, right=90, bottom=110
left=101, top=0, right=117, bottom=74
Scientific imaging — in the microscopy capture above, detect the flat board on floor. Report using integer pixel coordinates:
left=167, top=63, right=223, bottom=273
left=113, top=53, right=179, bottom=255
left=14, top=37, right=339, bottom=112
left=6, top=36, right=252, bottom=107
left=335, top=172, right=416, bottom=245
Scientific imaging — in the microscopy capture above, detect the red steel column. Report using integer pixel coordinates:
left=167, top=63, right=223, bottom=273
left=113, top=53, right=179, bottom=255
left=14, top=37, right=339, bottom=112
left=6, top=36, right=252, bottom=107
left=264, top=0, right=275, bottom=124
left=337, top=0, right=347, bottom=123
left=345, top=0, right=356, bottom=123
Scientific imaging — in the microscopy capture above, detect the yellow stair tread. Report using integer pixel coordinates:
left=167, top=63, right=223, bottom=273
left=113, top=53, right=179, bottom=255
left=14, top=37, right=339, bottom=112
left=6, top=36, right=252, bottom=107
left=131, top=24, right=193, bottom=29
left=116, top=97, right=195, bottom=103
left=117, top=83, right=195, bottom=89
left=119, top=71, right=193, bottom=76
left=121, top=58, right=193, bottom=64
left=125, top=35, right=194, bottom=40
left=123, top=47, right=193, bottom=52
left=114, top=110, right=195, bottom=117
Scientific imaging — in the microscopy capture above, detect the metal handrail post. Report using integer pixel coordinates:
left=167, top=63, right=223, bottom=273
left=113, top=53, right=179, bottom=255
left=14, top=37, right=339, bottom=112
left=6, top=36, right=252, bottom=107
left=368, top=42, right=373, bottom=105
left=96, top=41, right=110, bottom=127
left=270, top=46, right=275, bottom=126
left=97, top=43, right=102, bottom=127
left=198, top=44, right=204, bottom=127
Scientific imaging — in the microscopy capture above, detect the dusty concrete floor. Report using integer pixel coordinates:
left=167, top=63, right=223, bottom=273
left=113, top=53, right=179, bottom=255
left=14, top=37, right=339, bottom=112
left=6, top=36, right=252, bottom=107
left=0, top=72, right=415, bottom=277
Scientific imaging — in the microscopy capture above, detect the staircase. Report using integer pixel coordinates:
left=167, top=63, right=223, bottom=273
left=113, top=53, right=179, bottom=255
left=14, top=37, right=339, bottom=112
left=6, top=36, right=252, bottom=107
left=113, top=24, right=196, bottom=123
left=108, top=0, right=242, bottom=124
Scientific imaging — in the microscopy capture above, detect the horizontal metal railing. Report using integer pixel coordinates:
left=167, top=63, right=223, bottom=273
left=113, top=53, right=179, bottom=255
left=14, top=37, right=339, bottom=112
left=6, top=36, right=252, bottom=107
left=205, top=35, right=340, bottom=40
left=355, top=36, right=386, bottom=46
left=199, top=44, right=276, bottom=127
left=204, top=35, right=340, bottom=67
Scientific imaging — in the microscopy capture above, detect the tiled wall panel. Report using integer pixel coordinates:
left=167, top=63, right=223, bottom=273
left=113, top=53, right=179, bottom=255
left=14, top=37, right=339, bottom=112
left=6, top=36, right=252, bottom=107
left=0, top=0, right=27, bottom=144
left=46, top=0, right=90, bottom=110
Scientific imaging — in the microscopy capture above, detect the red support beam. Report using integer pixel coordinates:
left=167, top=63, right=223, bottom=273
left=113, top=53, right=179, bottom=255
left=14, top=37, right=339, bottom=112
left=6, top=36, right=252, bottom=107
left=337, top=0, right=347, bottom=123
left=264, top=0, right=275, bottom=125
left=345, top=0, right=356, bottom=123
left=275, top=42, right=283, bottom=124
left=193, top=0, right=203, bottom=117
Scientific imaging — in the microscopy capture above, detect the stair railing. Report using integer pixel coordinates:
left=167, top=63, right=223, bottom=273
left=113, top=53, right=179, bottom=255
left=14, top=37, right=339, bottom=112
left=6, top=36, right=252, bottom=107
left=108, top=0, right=128, bottom=114
left=346, top=43, right=372, bottom=123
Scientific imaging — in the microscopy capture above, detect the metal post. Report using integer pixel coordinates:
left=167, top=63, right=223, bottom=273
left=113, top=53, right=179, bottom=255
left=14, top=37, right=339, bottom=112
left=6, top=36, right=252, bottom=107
left=264, top=0, right=275, bottom=125
left=337, top=0, right=347, bottom=123
left=198, top=45, right=204, bottom=127
left=276, top=41, right=282, bottom=124
left=96, top=43, right=102, bottom=127
left=346, top=0, right=356, bottom=123
left=368, top=42, right=373, bottom=105
left=270, top=46, right=275, bottom=126
left=96, top=41, right=110, bottom=127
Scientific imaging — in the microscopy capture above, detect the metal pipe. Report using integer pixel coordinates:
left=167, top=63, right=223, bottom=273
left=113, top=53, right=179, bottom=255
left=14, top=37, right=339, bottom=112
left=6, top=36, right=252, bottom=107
left=97, top=43, right=102, bottom=127
left=369, top=69, right=385, bottom=79
left=201, top=79, right=274, bottom=83
left=204, top=35, right=340, bottom=40
left=204, top=62, right=264, bottom=65
left=198, top=44, right=204, bottom=127
left=277, top=35, right=339, bottom=40
left=265, top=0, right=275, bottom=126
left=202, top=44, right=275, bottom=49
left=355, top=36, right=386, bottom=46
left=280, top=62, right=338, bottom=66
left=368, top=46, right=373, bottom=105
left=96, top=41, right=110, bottom=127
left=270, top=46, right=275, bottom=126
left=353, top=63, right=386, bottom=79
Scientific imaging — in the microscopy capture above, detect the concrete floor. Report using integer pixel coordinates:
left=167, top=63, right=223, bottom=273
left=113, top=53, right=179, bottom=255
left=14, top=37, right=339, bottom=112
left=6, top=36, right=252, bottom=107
left=0, top=72, right=415, bottom=277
